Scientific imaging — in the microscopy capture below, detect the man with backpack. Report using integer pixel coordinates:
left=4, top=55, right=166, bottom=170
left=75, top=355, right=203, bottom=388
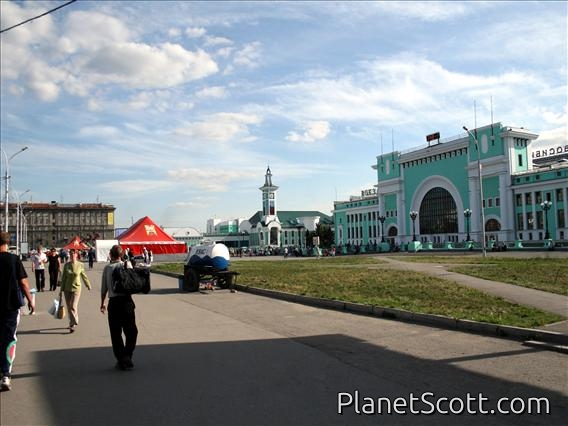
left=100, top=245, right=138, bottom=371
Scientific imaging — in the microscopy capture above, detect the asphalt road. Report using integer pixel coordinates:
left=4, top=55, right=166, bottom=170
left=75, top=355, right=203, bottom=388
left=1, top=261, right=566, bottom=426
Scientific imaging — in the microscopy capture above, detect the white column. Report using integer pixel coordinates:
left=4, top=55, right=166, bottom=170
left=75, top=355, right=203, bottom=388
left=468, top=163, right=481, bottom=237
left=397, top=190, right=405, bottom=243
left=500, top=174, right=513, bottom=240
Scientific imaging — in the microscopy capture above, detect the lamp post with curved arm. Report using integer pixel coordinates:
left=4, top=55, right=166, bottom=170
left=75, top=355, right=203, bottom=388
left=463, top=126, right=486, bottom=257
left=16, top=189, right=30, bottom=256
left=2, top=146, right=29, bottom=232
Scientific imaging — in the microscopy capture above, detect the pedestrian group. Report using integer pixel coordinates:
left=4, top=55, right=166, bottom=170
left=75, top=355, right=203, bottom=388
left=1, top=234, right=141, bottom=392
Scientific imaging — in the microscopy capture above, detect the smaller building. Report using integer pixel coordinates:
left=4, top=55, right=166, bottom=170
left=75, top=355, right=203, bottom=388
left=333, top=188, right=382, bottom=250
left=204, top=167, right=333, bottom=251
left=163, top=226, right=203, bottom=247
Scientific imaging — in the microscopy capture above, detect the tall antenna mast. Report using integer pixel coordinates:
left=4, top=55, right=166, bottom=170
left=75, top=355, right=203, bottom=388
left=474, top=99, right=478, bottom=137
left=490, top=96, right=494, bottom=137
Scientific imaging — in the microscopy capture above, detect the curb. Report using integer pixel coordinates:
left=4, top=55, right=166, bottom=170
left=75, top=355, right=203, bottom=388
left=234, top=284, right=568, bottom=348
left=152, top=271, right=567, bottom=349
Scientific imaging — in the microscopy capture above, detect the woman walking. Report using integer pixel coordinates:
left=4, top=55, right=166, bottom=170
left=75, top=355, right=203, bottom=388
left=47, top=248, right=61, bottom=291
left=60, top=249, right=91, bottom=333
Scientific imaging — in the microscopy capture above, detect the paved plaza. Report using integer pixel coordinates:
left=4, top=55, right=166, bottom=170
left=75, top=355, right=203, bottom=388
left=1, top=256, right=566, bottom=425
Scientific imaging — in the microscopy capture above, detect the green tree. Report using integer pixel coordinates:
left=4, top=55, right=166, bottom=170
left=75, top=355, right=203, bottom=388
left=314, top=223, right=334, bottom=248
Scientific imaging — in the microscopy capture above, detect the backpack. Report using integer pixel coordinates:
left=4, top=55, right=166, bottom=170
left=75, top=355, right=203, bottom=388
left=112, top=264, right=151, bottom=294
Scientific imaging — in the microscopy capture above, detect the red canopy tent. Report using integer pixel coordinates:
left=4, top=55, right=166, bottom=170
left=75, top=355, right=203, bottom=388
left=118, top=216, right=187, bottom=255
left=62, top=236, right=90, bottom=251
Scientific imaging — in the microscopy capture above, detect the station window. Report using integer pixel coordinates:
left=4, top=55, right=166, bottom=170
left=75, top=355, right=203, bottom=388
left=517, top=213, right=523, bottom=231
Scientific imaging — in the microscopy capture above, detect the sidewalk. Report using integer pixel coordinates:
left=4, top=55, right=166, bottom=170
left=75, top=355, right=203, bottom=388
left=2, top=262, right=567, bottom=426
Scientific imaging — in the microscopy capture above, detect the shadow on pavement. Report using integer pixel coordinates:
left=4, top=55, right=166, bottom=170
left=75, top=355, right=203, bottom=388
left=23, top=334, right=568, bottom=426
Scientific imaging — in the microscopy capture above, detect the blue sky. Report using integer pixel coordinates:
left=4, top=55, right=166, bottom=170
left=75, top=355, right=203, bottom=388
left=1, top=1, right=566, bottom=230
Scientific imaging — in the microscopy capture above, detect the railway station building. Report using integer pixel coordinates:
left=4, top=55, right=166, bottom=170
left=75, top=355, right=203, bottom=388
left=333, top=122, right=568, bottom=250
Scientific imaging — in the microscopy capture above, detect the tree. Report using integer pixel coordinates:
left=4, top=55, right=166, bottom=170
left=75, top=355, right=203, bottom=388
left=314, top=223, right=334, bottom=248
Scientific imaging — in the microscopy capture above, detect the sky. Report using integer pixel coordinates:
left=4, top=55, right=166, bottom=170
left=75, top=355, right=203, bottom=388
left=1, top=1, right=566, bottom=231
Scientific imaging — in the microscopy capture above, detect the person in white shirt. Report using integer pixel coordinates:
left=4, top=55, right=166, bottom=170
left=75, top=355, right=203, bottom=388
left=31, top=245, right=47, bottom=292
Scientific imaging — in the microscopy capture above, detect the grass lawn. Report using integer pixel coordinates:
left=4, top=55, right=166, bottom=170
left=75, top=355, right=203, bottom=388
left=154, top=256, right=564, bottom=328
left=387, top=255, right=568, bottom=296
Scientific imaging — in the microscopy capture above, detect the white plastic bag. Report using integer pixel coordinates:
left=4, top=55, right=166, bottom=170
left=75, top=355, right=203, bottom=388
left=48, top=298, right=59, bottom=316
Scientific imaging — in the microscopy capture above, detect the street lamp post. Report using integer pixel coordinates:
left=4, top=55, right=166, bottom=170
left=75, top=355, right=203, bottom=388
left=409, top=211, right=418, bottom=242
left=2, top=146, right=29, bottom=232
left=463, top=126, right=487, bottom=257
left=541, top=200, right=552, bottom=239
left=378, top=215, right=386, bottom=243
left=464, top=208, right=472, bottom=241
left=16, top=189, right=30, bottom=256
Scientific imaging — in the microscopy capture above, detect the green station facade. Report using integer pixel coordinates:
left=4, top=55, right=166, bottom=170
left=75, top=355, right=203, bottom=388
left=333, top=123, right=568, bottom=251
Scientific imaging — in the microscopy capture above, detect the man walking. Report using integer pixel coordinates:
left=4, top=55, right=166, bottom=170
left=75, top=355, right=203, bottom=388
left=0, top=231, right=35, bottom=391
left=100, top=245, right=138, bottom=370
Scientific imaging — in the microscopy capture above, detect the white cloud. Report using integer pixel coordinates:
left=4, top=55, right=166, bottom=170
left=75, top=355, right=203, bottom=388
left=27, top=79, right=60, bottom=102
left=127, top=92, right=152, bottom=110
left=373, top=1, right=471, bottom=22
left=175, top=101, right=195, bottom=110
left=233, top=42, right=262, bottom=68
left=99, top=179, right=173, bottom=196
left=196, top=86, right=227, bottom=99
left=77, top=126, right=120, bottom=138
left=168, top=168, right=251, bottom=192
left=186, top=26, right=207, bottom=38
left=287, top=121, right=331, bottom=143
left=8, top=84, right=24, bottom=97
left=534, top=126, right=568, bottom=147
left=1, top=7, right=219, bottom=102
left=81, top=43, right=218, bottom=89
left=267, top=55, right=561, bottom=134
left=205, top=35, right=233, bottom=46
left=216, top=47, right=234, bottom=58
left=175, top=112, right=262, bottom=142
left=168, top=28, right=181, bottom=38
left=59, top=11, right=131, bottom=54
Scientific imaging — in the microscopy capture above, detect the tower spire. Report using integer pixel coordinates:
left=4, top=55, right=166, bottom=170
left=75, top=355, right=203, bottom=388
left=264, top=165, right=272, bottom=187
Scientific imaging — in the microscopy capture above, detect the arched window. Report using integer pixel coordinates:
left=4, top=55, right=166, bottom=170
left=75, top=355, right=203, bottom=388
left=419, top=187, right=458, bottom=234
left=388, top=226, right=398, bottom=236
left=486, top=219, right=501, bottom=232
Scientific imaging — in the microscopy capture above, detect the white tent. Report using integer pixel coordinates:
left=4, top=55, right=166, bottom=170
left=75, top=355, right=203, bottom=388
left=95, top=239, right=119, bottom=262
